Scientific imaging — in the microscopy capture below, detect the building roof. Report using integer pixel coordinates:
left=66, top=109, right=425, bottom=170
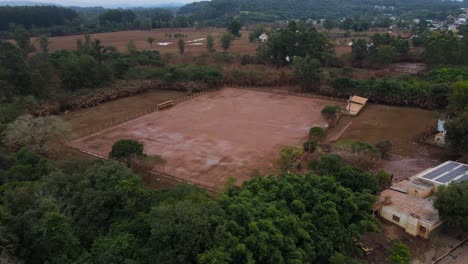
left=259, top=33, right=269, bottom=39
left=379, top=189, right=439, bottom=224
left=416, top=161, right=468, bottom=186
left=349, top=95, right=368, bottom=105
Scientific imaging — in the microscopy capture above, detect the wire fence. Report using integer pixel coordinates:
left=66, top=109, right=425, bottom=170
left=63, top=143, right=219, bottom=193
left=228, top=85, right=348, bottom=103
left=71, top=88, right=218, bottom=140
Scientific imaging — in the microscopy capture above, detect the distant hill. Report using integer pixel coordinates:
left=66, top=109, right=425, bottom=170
left=178, top=0, right=468, bottom=24
left=0, top=1, right=57, bottom=6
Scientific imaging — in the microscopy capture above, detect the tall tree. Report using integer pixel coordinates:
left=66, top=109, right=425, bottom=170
left=220, top=33, right=233, bottom=52
left=3, top=114, right=70, bottom=153
left=323, top=18, right=336, bottom=31
left=12, top=27, right=35, bottom=56
left=293, top=55, right=321, bottom=91
left=178, top=39, right=185, bottom=55
left=434, top=181, right=468, bottom=231
left=147, top=36, right=155, bottom=47
left=206, top=35, right=215, bottom=52
left=38, top=35, right=50, bottom=57
left=227, top=18, right=242, bottom=37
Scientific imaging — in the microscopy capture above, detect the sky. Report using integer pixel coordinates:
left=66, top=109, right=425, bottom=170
left=2, top=0, right=195, bottom=7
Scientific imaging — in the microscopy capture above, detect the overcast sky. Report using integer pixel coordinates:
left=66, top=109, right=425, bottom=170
left=2, top=0, right=195, bottom=7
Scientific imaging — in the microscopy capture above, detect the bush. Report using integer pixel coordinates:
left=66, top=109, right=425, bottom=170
left=241, top=54, right=256, bottom=65
left=147, top=64, right=223, bottom=88
left=321, top=105, right=341, bottom=124
left=109, top=139, right=144, bottom=161
left=303, top=140, right=317, bottom=153
left=375, top=140, right=392, bottom=158
left=335, top=140, right=380, bottom=158
left=308, top=154, right=344, bottom=175
left=309, top=127, right=326, bottom=141
left=389, top=242, right=410, bottom=264
left=278, top=146, right=303, bottom=173
left=326, top=77, right=442, bottom=108
left=214, top=52, right=235, bottom=63
left=434, top=181, right=468, bottom=230
left=350, top=141, right=379, bottom=156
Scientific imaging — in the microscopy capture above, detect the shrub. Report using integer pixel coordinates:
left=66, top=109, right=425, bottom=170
left=335, top=140, right=380, bottom=158
left=376, top=170, right=392, bottom=191
left=303, top=140, right=317, bottom=153
left=241, top=54, right=255, bottom=65
left=321, top=105, right=341, bottom=125
left=375, top=140, right=392, bottom=158
left=309, top=127, right=326, bottom=141
left=278, top=146, right=303, bottom=173
left=308, top=154, right=343, bottom=175
left=350, top=141, right=379, bottom=156
left=389, top=242, right=410, bottom=264
left=109, top=139, right=144, bottom=161
left=214, top=52, right=235, bottom=63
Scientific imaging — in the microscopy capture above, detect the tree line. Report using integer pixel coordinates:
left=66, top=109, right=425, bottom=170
left=0, top=6, right=78, bottom=31
left=177, top=0, right=466, bottom=25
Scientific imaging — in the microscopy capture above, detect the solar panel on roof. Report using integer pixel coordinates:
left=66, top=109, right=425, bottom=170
left=422, top=162, right=460, bottom=180
left=455, top=175, right=468, bottom=183
left=436, top=165, right=468, bottom=183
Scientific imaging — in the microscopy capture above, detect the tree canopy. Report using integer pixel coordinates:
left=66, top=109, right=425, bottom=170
left=0, top=150, right=378, bottom=263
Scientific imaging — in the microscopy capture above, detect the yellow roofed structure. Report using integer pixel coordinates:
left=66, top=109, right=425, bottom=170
left=345, top=95, right=368, bottom=116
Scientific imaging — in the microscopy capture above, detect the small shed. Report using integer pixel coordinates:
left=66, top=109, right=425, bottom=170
left=345, top=95, right=368, bottom=116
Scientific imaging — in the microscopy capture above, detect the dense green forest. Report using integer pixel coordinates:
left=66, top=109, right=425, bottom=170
left=178, top=0, right=467, bottom=24
left=0, top=6, right=78, bottom=31
left=0, top=6, right=194, bottom=37
left=0, top=149, right=378, bottom=263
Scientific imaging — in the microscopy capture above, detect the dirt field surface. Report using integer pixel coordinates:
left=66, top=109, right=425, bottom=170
left=339, top=104, right=450, bottom=179
left=32, top=28, right=259, bottom=55
left=68, top=88, right=340, bottom=188
left=63, top=90, right=185, bottom=137
left=31, top=28, right=355, bottom=57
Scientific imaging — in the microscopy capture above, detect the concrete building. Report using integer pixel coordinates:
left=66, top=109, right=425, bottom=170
left=375, top=189, right=441, bottom=239
left=374, top=161, right=468, bottom=238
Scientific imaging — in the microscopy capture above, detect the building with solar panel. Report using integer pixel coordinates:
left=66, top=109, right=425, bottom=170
left=373, top=160, right=468, bottom=239
left=415, top=161, right=468, bottom=187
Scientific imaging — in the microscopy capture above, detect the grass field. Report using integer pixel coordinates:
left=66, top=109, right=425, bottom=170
left=68, top=88, right=343, bottom=189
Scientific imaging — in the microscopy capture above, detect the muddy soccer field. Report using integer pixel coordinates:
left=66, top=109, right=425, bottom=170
left=68, top=88, right=342, bottom=188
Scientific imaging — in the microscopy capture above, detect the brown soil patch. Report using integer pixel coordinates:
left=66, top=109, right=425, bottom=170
left=340, top=104, right=438, bottom=157
left=63, top=90, right=185, bottom=137
left=32, top=28, right=258, bottom=55
left=68, top=88, right=343, bottom=188
left=338, top=104, right=451, bottom=180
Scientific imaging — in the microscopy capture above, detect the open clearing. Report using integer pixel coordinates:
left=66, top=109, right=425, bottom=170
left=33, top=28, right=259, bottom=55
left=339, top=104, right=450, bottom=180
left=68, top=88, right=341, bottom=188
left=31, top=28, right=352, bottom=57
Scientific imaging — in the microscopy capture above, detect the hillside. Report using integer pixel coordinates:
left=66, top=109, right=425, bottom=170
left=178, top=0, right=467, bottom=24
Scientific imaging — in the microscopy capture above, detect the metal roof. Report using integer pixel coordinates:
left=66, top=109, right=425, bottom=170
left=417, top=161, right=468, bottom=185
